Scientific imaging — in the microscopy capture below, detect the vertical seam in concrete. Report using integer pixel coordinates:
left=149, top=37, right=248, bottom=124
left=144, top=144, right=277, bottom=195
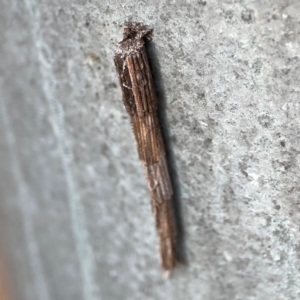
left=22, top=1, right=99, bottom=300
left=0, top=91, right=50, bottom=300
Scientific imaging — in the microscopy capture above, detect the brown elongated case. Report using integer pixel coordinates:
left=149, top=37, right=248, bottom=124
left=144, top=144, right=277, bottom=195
left=114, top=23, right=177, bottom=272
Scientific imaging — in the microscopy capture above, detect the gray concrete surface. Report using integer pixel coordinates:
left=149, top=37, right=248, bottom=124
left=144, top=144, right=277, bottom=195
left=1, top=0, right=300, bottom=299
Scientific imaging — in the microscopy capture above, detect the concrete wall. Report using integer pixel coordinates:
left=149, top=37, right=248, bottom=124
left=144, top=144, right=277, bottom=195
left=1, top=0, right=300, bottom=299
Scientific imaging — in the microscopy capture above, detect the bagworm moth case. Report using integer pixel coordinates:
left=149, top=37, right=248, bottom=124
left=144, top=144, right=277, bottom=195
left=114, top=23, right=177, bottom=272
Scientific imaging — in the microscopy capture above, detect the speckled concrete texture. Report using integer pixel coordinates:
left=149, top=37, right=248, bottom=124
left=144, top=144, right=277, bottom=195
left=0, top=0, right=300, bottom=299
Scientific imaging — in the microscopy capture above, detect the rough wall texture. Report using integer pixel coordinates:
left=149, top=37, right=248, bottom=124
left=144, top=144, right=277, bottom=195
left=1, top=0, right=300, bottom=299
